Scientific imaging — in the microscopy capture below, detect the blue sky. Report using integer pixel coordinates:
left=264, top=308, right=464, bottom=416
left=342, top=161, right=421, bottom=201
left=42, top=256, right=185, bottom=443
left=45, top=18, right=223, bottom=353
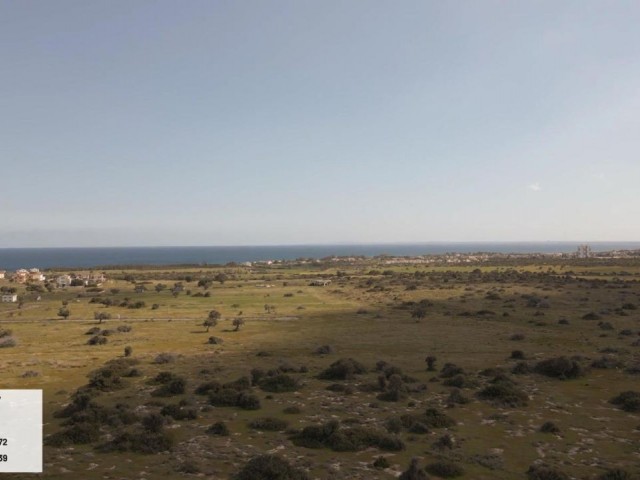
left=1, top=1, right=639, bottom=247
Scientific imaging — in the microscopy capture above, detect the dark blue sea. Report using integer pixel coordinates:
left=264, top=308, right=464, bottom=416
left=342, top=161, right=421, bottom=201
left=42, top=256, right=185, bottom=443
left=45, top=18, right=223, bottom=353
left=0, top=242, right=639, bottom=271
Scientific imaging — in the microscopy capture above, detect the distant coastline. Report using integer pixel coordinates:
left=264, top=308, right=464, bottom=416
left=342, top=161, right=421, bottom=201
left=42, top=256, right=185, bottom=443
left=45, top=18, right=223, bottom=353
left=1, top=242, right=640, bottom=271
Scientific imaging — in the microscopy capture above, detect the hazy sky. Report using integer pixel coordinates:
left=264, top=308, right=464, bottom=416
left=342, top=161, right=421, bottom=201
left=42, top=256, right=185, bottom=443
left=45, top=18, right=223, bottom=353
left=1, top=1, right=639, bottom=247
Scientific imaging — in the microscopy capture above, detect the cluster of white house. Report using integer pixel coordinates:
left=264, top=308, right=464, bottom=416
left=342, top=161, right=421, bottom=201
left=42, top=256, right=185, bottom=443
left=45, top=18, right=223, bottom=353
left=0, top=269, right=107, bottom=302
left=54, top=272, right=106, bottom=287
left=2, top=268, right=46, bottom=283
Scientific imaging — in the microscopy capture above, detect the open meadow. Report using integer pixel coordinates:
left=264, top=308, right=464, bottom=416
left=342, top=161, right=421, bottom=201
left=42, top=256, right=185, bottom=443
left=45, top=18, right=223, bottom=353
left=1, top=259, right=639, bottom=479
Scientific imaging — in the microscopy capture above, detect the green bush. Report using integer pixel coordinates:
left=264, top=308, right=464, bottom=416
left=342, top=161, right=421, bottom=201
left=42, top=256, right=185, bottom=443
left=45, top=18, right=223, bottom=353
left=598, top=469, right=633, bottom=480
left=153, top=377, right=187, bottom=397
left=373, top=456, right=391, bottom=469
left=291, top=420, right=404, bottom=452
left=425, top=460, right=465, bottom=478
left=87, top=335, right=107, bottom=345
left=540, top=421, right=560, bottom=433
left=209, top=390, right=261, bottom=410
left=318, top=358, right=367, bottom=380
left=100, top=430, right=174, bottom=454
left=398, top=458, right=428, bottom=480
left=259, top=374, right=299, bottom=393
left=206, top=421, right=230, bottom=436
left=440, top=363, right=464, bottom=378
left=534, top=357, right=586, bottom=379
left=609, top=391, right=640, bottom=412
left=423, top=408, right=456, bottom=428
left=478, top=380, right=528, bottom=407
left=234, top=454, right=309, bottom=480
left=526, top=464, right=569, bottom=480
left=160, top=404, right=197, bottom=420
left=45, top=422, right=100, bottom=446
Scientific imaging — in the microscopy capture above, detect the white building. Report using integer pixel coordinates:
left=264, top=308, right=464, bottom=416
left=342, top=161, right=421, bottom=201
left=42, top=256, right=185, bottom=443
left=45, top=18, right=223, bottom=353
left=1, top=294, right=18, bottom=303
left=0, top=270, right=5, bottom=279
left=56, top=275, right=72, bottom=288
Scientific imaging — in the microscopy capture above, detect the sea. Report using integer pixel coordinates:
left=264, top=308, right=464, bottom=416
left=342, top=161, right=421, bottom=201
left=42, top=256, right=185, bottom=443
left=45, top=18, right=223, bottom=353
left=0, top=242, right=639, bottom=271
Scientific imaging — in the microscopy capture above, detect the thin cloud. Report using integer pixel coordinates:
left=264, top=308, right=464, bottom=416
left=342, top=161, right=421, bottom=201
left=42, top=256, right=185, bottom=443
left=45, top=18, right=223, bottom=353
left=528, top=183, right=542, bottom=192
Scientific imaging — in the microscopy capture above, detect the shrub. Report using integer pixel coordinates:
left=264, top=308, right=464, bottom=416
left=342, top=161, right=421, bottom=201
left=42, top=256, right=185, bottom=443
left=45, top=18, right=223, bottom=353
left=425, top=460, right=465, bottom=478
left=117, top=325, right=132, bottom=333
left=318, top=358, right=367, bottom=380
left=598, top=469, right=633, bottom=480
left=478, top=379, right=528, bottom=407
left=398, top=458, right=428, bottom=480
left=85, top=327, right=101, bottom=335
left=208, top=336, right=224, bottom=344
left=87, top=335, right=108, bottom=345
left=423, top=408, right=456, bottom=428
left=176, top=461, right=201, bottom=474
left=373, top=456, right=391, bottom=469
left=142, top=413, right=166, bottom=433
left=432, top=433, right=455, bottom=450
left=511, top=350, right=525, bottom=360
left=526, top=464, right=569, bottom=480
left=209, top=390, right=261, bottom=410
left=591, top=356, right=622, bottom=369
left=291, top=421, right=404, bottom=452
left=0, top=336, right=17, bottom=348
left=87, top=359, right=136, bottom=391
left=248, top=417, right=289, bottom=431
left=153, top=371, right=180, bottom=384
left=512, top=362, right=532, bottom=375
left=440, top=363, right=464, bottom=378
left=124, top=346, right=133, bottom=357
left=45, top=422, right=100, bottom=446
left=447, top=388, right=470, bottom=405
left=160, top=404, right=197, bottom=420
left=206, top=421, right=230, bottom=436
left=609, top=391, right=640, bottom=412
left=385, top=416, right=403, bottom=434
left=234, top=454, right=309, bottom=480
left=100, top=430, right=174, bottom=454
left=154, top=353, right=176, bottom=364
left=259, top=374, right=299, bottom=393
left=314, top=345, right=334, bottom=355
left=442, top=374, right=469, bottom=388
left=582, top=312, right=601, bottom=320
left=0, top=329, right=13, bottom=338
left=510, top=333, right=525, bottom=341
left=283, top=406, right=302, bottom=414
left=540, top=421, right=560, bottom=433
left=407, top=422, right=429, bottom=434
left=534, top=357, right=585, bottom=379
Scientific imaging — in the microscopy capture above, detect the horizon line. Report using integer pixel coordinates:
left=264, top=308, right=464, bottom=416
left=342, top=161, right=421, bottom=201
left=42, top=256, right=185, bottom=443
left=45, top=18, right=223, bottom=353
left=1, top=240, right=640, bottom=250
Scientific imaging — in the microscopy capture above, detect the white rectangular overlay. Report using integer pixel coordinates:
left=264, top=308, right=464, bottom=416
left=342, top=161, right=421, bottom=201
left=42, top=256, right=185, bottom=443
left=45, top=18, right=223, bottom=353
left=0, top=389, right=43, bottom=473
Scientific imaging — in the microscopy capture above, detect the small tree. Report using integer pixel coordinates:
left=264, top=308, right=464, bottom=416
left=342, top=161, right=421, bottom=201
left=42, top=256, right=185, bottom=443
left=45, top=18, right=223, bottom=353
left=412, top=307, right=427, bottom=321
left=57, top=307, right=70, bottom=319
left=425, top=355, right=437, bottom=371
left=232, top=318, right=245, bottom=332
left=204, top=310, right=221, bottom=332
left=94, top=311, right=111, bottom=324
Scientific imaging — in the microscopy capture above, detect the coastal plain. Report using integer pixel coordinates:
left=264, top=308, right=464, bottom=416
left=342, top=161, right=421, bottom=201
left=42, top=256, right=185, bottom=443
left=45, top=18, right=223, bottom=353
left=1, top=258, right=639, bottom=479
